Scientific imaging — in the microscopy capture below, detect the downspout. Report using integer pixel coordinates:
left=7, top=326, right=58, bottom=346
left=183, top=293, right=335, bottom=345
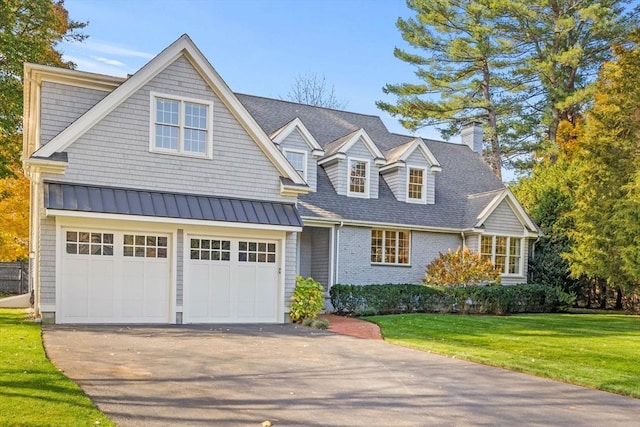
left=460, top=232, right=466, bottom=249
left=335, top=221, right=343, bottom=285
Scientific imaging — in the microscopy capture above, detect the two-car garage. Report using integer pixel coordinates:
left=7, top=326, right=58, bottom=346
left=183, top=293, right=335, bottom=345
left=46, top=182, right=302, bottom=325
left=58, top=226, right=282, bottom=324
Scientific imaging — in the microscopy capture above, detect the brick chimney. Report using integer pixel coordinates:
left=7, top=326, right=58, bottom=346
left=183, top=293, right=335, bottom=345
left=461, top=122, right=483, bottom=154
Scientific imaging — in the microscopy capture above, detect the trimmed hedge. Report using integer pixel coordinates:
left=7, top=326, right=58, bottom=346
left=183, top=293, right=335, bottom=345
left=329, top=283, right=575, bottom=316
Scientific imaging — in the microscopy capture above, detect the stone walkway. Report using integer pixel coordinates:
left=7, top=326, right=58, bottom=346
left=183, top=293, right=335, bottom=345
left=319, top=314, right=383, bottom=340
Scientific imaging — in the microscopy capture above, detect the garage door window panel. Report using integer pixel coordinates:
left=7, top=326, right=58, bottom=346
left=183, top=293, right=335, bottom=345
left=238, top=241, right=276, bottom=263
left=66, top=231, right=113, bottom=256
left=124, top=234, right=168, bottom=258
left=190, top=238, right=231, bottom=261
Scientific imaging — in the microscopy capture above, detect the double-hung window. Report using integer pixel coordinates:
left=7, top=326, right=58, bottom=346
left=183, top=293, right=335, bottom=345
left=284, top=149, right=307, bottom=181
left=348, top=158, right=369, bottom=197
left=407, top=167, right=426, bottom=203
left=480, top=235, right=522, bottom=275
left=151, top=92, right=213, bottom=158
left=371, top=229, right=410, bottom=265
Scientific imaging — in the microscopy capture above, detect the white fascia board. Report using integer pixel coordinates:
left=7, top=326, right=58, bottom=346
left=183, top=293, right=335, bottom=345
left=280, top=182, right=311, bottom=197
left=379, top=161, right=405, bottom=173
left=340, top=129, right=385, bottom=160
left=23, top=157, right=67, bottom=174
left=475, top=189, right=538, bottom=233
left=271, top=118, right=324, bottom=153
left=46, top=209, right=303, bottom=233
left=317, top=152, right=346, bottom=165
left=301, top=215, right=471, bottom=234
left=398, top=138, right=441, bottom=169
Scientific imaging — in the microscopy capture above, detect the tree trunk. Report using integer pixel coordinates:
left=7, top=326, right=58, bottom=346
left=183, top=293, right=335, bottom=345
left=482, top=61, right=502, bottom=179
left=615, top=287, right=623, bottom=310
left=599, top=279, right=607, bottom=309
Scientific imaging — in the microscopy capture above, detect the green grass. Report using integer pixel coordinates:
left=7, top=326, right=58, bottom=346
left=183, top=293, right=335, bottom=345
left=366, top=313, right=640, bottom=398
left=0, top=309, right=114, bottom=426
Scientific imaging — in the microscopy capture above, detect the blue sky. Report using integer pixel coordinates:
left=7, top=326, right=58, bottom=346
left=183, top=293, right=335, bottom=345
left=59, top=0, right=442, bottom=140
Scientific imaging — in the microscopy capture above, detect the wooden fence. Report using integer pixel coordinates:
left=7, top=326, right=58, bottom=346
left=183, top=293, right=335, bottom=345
left=0, top=262, right=29, bottom=294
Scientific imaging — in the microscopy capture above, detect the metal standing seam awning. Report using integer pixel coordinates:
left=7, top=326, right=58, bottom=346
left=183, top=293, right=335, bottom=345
left=44, top=182, right=303, bottom=228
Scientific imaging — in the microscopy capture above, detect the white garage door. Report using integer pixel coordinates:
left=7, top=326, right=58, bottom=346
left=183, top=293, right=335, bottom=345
left=59, top=229, right=171, bottom=324
left=185, top=236, right=279, bottom=323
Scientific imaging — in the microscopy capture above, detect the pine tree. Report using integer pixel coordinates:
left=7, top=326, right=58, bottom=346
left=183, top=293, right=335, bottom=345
left=377, top=0, right=516, bottom=178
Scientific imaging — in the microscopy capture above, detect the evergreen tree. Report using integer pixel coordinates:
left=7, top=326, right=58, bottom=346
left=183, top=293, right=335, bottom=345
left=377, top=0, right=516, bottom=178
left=566, top=31, right=640, bottom=306
left=503, top=0, right=638, bottom=162
left=380, top=0, right=638, bottom=175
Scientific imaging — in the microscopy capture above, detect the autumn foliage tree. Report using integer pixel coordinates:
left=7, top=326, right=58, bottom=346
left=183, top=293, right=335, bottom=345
left=424, top=247, right=501, bottom=287
left=0, top=170, right=29, bottom=261
left=0, top=0, right=86, bottom=260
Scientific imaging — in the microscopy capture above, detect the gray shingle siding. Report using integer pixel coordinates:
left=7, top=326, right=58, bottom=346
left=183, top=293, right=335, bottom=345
left=40, top=216, right=56, bottom=306
left=44, top=56, right=291, bottom=204
left=381, top=169, right=402, bottom=201
left=484, top=201, right=525, bottom=235
left=40, top=81, right=110, bottom=146
left=323, top=161, right=345, bottom=194
left=309, top=227, right=330, bottom=289
left=299, top=231, right=312, bottom=277
left=284, top=232, right=297, bottom=317
left=337, top=226, right=461, bottom=284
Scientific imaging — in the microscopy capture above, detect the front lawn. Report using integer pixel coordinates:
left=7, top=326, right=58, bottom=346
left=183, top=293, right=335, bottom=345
left=0, top=309, right=114, bottom=426
left=366, top=313, right=640, bottom=398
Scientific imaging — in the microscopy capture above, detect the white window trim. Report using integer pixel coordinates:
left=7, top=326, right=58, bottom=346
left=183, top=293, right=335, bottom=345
left=347, top=157, right=370, bottom=198
left=149, top=91, right=214, bottom=159
left=479, top=234, right=524, bottom=276
left=406, top=165, right=427, bottom=204
left=371, top=229, right=411, bottom=266
left=283, top=148, right=308, bottom=182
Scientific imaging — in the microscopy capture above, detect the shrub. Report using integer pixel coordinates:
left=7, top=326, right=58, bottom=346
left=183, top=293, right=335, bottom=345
left=424, top=247, right=501, bottom=287
left=330, top=284, right=448, bottom=315
left=310, top=318, right=330, bottom=329
left=330, top=283, right=574, bottom=316
left=290, top=276, right=324, bottom=323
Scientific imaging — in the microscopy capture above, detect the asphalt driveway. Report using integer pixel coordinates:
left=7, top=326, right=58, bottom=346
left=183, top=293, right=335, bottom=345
left=43, top=324, right=640, bottom=426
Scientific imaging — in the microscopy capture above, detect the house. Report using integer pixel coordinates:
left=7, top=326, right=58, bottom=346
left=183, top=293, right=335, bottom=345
left=22, top=35, right=539, bottom=324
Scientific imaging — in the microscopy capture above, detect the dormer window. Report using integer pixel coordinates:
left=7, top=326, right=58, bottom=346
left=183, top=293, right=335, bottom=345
left=348, top=158, right=369, bottom=197
left=407, top=167, right=426, bottom=203
left=150, top=92, right=213, bottom=158
left=284, top=149, right=307, bottom=181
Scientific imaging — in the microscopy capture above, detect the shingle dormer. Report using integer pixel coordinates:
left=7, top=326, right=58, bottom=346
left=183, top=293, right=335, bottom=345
left=318, top=129, right=385, bottom=199
left=380, top=138, right=441, bottom=204
left=271, top=118, right=324, bottom=192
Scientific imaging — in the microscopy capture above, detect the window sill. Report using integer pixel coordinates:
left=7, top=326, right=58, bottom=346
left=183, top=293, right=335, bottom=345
left=371, top=263, right=412, bottom=268
left=149, top=148, right=212, bottom=160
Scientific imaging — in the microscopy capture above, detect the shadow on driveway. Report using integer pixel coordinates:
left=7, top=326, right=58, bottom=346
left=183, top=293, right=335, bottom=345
left=43, top=324, right=640, bottom=426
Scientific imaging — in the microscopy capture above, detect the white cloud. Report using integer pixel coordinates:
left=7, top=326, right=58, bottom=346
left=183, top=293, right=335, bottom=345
left=92, top=56, right=125, bottom=67
left=64, top=55, right=130, bottom=77
left=83, top=40, right=155, bottom=59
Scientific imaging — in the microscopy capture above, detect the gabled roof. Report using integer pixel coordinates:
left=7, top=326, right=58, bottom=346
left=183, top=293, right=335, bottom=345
left=270, top=117, right=324, bottom=156
left=473, top=188, right=539, bottom=234
left=319, top=128, right=385, bottom=165
left=382, top=138, right=441, bottom=172
left=30, top=34, right=307, bottom=188
left=237, top=94, right=530, bottom=232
